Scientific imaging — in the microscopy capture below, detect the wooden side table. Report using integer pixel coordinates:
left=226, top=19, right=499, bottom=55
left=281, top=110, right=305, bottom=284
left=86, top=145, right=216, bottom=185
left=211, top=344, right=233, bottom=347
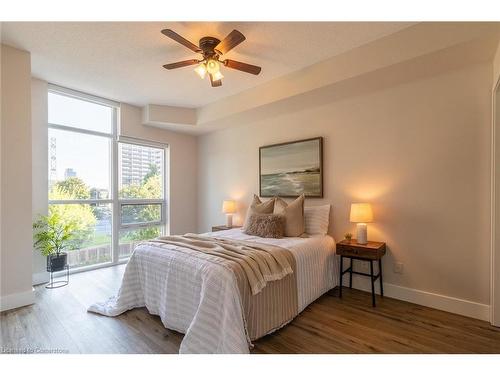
left=336, top=239, right=386, bottom=307
left=211, top=225, right=242, bottom=232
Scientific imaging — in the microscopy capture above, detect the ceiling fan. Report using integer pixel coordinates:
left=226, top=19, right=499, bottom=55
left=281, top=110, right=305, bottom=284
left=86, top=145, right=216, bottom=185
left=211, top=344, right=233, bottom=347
left=161, top=29, right=262, bottom=87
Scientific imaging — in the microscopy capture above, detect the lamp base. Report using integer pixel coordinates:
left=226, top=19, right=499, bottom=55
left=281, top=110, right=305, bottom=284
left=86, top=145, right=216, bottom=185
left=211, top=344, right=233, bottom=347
left=226, top=214, right=233, bottom=228
left=356, top=223, right=368, bottom=244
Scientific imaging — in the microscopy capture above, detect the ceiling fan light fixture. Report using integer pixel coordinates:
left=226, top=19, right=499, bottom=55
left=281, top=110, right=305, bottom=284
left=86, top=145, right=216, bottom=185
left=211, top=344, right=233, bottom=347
left=212, top=71, right=224, bottom=81
left=161, top=29, right=261, bottom=87
left=206, top=58, right=220, bottom=75
left=194, top=63, right=207, bottom=79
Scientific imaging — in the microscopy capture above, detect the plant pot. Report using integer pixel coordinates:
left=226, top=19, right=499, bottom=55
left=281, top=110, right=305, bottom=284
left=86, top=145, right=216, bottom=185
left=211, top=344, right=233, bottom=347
left=46, top=252, right=68, bottom=272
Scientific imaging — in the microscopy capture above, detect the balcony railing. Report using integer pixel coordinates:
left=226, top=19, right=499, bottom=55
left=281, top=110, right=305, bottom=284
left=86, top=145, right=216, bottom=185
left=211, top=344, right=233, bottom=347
left=66, top=242, right=137, bottom=268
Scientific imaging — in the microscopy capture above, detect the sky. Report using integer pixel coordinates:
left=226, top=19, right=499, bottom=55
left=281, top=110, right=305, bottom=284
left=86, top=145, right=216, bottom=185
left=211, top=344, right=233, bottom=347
left=48, top=92, right=112, bottom=190
left=49, top=127, right=111, bottom=190
left=260, top=139, right=321, bottom=175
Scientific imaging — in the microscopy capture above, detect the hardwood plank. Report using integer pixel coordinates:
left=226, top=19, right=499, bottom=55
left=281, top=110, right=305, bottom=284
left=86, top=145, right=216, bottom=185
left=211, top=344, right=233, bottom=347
left=1, top=265, right=500, bottom=354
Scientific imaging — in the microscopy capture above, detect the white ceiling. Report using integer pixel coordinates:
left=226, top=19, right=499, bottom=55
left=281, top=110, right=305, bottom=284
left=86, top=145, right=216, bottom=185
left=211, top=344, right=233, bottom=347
left=1, top=22, right=414, bottom=108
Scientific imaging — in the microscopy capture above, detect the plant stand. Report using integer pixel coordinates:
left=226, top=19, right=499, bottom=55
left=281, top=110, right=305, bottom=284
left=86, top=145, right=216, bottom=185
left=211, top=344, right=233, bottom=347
left=46, top=265, right=70, bottom=289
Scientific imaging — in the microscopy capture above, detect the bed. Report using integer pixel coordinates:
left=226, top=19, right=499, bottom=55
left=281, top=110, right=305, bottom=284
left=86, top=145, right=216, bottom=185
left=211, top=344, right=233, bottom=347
left=89, top=228, right=337, bottom=353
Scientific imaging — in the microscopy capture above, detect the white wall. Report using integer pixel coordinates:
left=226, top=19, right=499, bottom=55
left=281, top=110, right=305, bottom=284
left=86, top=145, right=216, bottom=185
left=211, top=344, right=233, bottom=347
left=0, top=38, right=3, bottom=310
left=1, top=45, right=34, bottom=311
left=0, top=34, right=3, bottom=308
left=491, top=40, right=500, bottom=325
left=120, top=104, right=198, bottom=235
left=31, top=78, right=49, bottom=284
left=494, top=40, right=500, bottom=85
left=198, top=60, right=493, bottom=318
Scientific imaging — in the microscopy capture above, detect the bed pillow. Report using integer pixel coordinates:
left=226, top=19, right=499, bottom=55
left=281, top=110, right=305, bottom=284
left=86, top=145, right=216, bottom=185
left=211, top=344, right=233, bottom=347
left=243, top=194, right=275, bottom=230
left=273, top=194, right=305, bottom=237
left=304, top=204, right=331, bottom=235
left=244, top=213, right=285, bottom=238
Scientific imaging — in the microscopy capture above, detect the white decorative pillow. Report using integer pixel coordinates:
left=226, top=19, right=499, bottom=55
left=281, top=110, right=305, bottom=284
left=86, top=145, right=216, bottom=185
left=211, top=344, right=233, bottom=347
left=304, top=204, right=331, bottom=235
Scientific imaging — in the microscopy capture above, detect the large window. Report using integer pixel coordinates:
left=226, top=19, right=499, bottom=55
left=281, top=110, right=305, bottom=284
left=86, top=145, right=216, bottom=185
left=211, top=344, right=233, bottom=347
left=117, top=141, right=166, bottom=259
left=48, top=87, right=167, bottom=270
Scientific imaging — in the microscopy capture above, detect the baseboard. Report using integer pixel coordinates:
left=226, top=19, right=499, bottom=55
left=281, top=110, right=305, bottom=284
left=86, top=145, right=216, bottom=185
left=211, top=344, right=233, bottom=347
left=0, top=289, right=35, bottom=312
left=33, top=271, right=49, bottom=285
left=345, top=276, right=490, bottom=321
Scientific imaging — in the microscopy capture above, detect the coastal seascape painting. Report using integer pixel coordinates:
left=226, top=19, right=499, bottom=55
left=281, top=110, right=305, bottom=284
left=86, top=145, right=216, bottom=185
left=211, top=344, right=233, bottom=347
left=259, top=137, right=323, bottom=197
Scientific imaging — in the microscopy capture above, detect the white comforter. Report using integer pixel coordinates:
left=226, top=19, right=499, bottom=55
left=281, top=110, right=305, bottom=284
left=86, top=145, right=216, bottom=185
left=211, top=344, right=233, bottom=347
left=88, top=229, right=337, bottom=353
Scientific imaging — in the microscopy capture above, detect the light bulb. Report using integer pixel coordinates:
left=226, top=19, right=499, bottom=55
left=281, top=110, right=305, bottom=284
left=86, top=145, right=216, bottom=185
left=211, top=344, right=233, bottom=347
left=206, top=59, right=220, bottom=75
left=212, top=71, right=224, bottom=81
left=194, top=63, right=207, bottom=79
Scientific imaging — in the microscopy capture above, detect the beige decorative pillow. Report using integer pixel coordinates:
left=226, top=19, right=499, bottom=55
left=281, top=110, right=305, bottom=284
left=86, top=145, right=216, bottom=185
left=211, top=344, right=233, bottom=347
left=273, top=194, right=305, bottom=237
left=244, top=213, right=285, bottom=238
left=243, top=194, right=275, bottom=230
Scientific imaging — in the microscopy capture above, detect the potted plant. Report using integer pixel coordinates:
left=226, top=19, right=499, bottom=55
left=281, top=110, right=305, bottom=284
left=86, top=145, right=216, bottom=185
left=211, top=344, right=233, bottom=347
left=33, top=212, right=76, bottom=272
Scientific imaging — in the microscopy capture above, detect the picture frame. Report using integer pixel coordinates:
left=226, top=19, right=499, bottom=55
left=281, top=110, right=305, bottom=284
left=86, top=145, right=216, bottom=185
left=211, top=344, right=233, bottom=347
left=259, top=137, right=323, bottom=198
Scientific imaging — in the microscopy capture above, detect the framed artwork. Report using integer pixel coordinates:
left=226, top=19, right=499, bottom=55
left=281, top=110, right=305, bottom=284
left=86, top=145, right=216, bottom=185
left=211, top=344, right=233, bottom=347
left=259, top=137, right=323, bottom=198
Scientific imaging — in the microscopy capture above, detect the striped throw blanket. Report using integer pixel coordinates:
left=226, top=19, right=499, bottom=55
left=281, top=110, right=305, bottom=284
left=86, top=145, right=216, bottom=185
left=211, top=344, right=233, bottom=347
left=88, top=234, right=299, bottom=352
left=150, top=234, right=293, bottom=294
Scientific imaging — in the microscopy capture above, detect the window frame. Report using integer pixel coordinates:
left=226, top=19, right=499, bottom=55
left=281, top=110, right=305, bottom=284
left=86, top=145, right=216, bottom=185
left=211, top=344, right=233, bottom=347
left=47, top=85, right=168, bottom=273
left=117, top=137, right=168, bottom=234
left=47, top=126, right=114, bottom=203
left=119, top=202, right=164, bottom=228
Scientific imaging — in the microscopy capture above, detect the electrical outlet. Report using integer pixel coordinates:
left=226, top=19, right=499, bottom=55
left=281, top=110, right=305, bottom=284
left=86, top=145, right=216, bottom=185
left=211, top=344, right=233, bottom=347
left=393, top=262, right=404, bottom=274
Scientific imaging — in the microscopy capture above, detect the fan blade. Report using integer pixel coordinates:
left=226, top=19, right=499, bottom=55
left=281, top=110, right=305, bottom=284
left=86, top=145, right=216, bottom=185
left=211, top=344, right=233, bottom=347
left=162, top=59, right=199, bottom=70
left=161, top=29, right=201, bottom=53
left=209, top=73, right=222, bottom=87
left=215, top=29, right=246, bottom=55
left=223, top=59, right=261, bottom=75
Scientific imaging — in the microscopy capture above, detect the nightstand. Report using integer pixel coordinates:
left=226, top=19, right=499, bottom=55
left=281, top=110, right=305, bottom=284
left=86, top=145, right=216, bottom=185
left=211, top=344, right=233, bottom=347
left=336, top=239, right=386, bottom=307
left=211, top=225, right=241, bottom=232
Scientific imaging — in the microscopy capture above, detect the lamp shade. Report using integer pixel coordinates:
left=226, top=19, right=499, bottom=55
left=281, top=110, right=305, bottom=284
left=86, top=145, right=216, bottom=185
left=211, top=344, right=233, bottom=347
left=222, top=200, right=236, bottom=214
left=350, top=203, right=373, bottom=223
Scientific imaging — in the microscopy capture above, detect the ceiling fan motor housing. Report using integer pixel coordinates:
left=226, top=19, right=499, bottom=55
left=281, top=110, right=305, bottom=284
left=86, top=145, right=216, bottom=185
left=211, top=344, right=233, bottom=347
left=199, top=37, right=221, bottom=59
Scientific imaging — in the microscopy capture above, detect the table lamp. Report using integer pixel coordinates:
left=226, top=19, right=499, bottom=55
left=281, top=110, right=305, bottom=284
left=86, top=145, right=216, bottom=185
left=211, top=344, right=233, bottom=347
left=222, top=200, right=236, bottom=227
left=350, top=203, right=373, bottom=245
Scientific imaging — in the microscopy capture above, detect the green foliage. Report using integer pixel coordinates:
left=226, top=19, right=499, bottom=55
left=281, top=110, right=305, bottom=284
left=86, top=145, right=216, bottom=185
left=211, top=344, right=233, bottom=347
left=123, top=226, right=161, bottom=244
left=143, top=163, right=159, bottom=183
left=44, top=165, right=162, bottom=252
left=33, top=213, right=77, bottom=256
left=141, top=174, right=162, bottom=199
left=120, top=167, right=162, bottom=242
left=49, top=183, right=97, bottom=248
left=53, top=177, right=90, bottom=199
left=49, top=204, right=97, bottom=247
left=120, top=174, right=162, bottom=199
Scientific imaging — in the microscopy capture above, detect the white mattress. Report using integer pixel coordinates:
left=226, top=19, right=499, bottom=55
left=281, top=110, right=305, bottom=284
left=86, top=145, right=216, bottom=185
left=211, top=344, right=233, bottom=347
left=204, top=228, right=338, bottom=312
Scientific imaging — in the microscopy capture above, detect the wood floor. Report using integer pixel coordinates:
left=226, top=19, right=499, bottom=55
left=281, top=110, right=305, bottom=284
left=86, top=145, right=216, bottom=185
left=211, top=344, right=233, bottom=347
left=1, top=264, right=500, bottom=354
